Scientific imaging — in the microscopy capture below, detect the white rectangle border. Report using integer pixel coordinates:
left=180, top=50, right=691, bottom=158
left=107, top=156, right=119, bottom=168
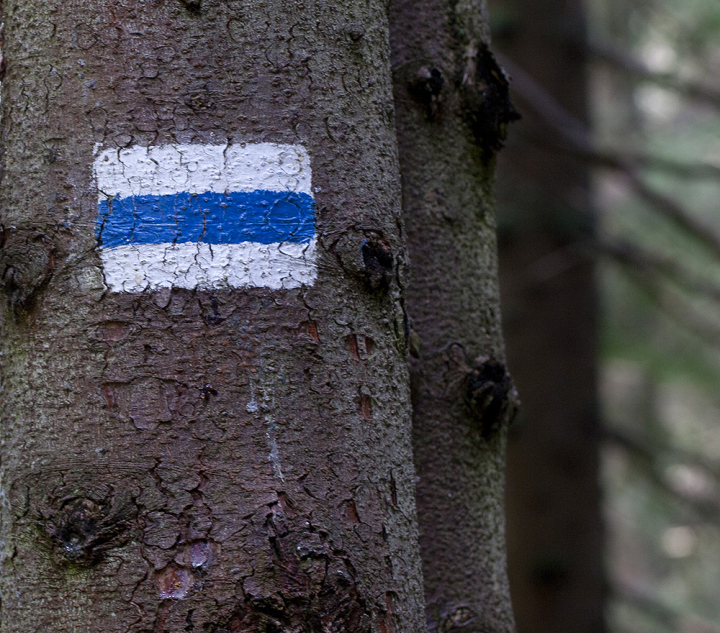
left=94, top=142, right=318, bottom=292
left=94, top=142, right=313, bottom=200
left=100, top=238, right=318, bottom=293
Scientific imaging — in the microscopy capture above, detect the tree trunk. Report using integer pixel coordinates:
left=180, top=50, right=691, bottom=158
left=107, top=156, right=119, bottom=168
left=489, top=0, right=607, bottom=631
left=390, top=2, right=518, bottom=632
left=0, top=1, right=426, bottom=631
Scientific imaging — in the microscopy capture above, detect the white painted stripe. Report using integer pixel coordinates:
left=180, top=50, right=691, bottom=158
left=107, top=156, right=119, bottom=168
left=100, top=239, right=318, bottom=293
left=94, top=143, right=313, bottom=200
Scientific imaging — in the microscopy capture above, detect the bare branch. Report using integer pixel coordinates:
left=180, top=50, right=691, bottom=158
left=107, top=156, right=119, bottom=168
left=606, top=426, right=720, bottom=493
left=600, top=238, right=720, bottom=304
left=621, top=152, right=720, bottom=180
left=613, top=581, right=679, bottom=632
left=497, top=53, right=720, bottom=259
left=614, top=579, right=720, bottom=633
left=495, top=52, right=589, bottom=150
left=589, top=38, right=720, bottom=110
left=605, top=426, right=720, bottom=523
left=540, top=140, right=720, bottom=180
left=625, top=171, right=720, bottom=256
left=631, top=268, right=720, bottom=348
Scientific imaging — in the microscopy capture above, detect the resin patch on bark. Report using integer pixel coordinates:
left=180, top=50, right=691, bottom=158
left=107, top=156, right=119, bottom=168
left=93, top=143, right=318, bottom=292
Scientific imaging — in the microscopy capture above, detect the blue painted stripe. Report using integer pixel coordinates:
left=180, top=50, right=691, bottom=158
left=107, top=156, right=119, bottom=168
left=97, top=190, right=316, bottom=248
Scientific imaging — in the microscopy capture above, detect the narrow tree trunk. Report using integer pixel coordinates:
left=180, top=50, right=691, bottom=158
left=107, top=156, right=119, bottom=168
left=0, top=1, right=426, bottom=630
left=489, top=0, right=607, bottom=630
left=390, top=2, right=518, bottom=631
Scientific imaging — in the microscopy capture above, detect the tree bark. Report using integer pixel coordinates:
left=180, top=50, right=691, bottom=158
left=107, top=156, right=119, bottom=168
left=0, top=1, right=426, bottom=631
left=489, top=0, right=607, bottom=631
left=390, top=2, right=518, bottom=632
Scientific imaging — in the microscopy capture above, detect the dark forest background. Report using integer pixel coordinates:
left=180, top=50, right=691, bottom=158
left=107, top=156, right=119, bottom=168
left=490, top=0, right=720, bottom=631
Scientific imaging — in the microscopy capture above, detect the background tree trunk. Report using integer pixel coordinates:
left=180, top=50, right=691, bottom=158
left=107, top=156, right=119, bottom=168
left=0, top=1, right=426, bottom=630
left=390, top=2, right=518, bottom=632
left=488, top=0, right=607, bottom=631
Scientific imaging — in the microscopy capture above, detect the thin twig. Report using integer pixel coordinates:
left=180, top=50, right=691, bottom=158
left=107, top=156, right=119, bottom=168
left=605, top=426, right=720, bottom=494
left=497, top=53, right=720, bottom=259
left=615, top=584, right=679, bottom=624
left=538, top=137, right=720, bottom=180
left=589, top=38, right=720, bottom=110
left=619, top=264, right=720, bottom=352
left=619, top=152, right=720, bottom=180
left=600, top=237, right=720, bottom=304
left=606, top=427, right=720, bottom=523
left=614, top=579, right=720, bottom=632
left=626, top=171, right=720, bottom=255
left=613, top=581, right=679, bottom=632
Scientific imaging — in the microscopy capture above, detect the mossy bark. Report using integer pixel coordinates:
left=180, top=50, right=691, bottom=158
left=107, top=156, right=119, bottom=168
left=0, top=1, right=425, bottom=631
left=390, top=1, right=517, bottom=631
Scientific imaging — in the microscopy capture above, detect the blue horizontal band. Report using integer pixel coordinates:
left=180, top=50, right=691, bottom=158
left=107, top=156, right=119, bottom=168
left=97, top=190, right=316, bottom=248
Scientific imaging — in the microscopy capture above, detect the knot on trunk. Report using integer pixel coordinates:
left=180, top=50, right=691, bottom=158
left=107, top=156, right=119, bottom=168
left=465, top=356, right=519, bottom=439
left=179, top=0, right=201, bottom=12
left=38, top=487, right=138, bottom=566
left=361, top=238, right=394, bottom=290
left=406, top=63, right=445, bottom=120
left=439, top=605, right=478, bottom=632
left=330, top=228, right=395, bottom=292
left=459, top=42, right=520, bottom=155
left=0, top=226, right=56, bottom=316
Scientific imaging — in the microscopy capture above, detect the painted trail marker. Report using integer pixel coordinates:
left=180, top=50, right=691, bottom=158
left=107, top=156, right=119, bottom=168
left=94, top=143, right=317, bottom=292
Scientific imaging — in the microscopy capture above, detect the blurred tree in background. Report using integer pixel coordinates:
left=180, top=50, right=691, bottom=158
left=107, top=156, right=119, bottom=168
left=488, top=1, right=605, bottom=632
left=489, top=0, right=720, bottom=631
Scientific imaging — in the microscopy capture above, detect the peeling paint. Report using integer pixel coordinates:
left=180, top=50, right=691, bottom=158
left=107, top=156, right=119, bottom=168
left=93, top=143, right=317, bottom=292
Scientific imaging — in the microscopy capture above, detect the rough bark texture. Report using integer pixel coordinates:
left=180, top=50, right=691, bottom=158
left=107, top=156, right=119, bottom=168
left=390, top=1, right=517, bottom=631
left=489, top=0, right=607, bottom=631
left=0, top=1, right=426, bottom=631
